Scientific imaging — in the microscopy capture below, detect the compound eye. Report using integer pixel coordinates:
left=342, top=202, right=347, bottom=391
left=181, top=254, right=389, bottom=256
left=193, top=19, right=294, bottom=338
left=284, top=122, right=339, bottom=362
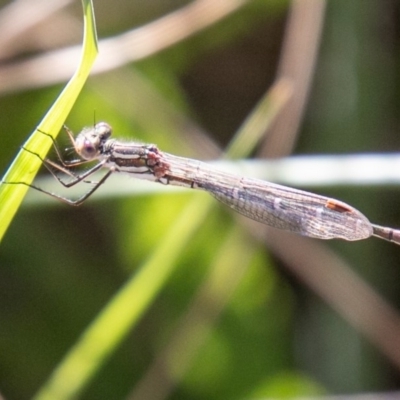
left=81, top=139, right=96, bottom=158
left=75, top=136, right=99, bottom=160
left=96, top=122, right=112, bottom=140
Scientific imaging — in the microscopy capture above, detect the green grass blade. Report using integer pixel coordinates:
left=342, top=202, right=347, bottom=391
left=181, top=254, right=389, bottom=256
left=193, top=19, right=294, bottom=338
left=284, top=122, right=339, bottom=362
left=0, top=0, right=98, bottom=243
left=32, top=194, right=214, bottom=400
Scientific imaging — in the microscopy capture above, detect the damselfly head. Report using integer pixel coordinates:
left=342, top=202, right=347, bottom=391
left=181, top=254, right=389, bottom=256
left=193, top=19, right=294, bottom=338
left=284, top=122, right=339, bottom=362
left=74, top=122, right=112, bottom=160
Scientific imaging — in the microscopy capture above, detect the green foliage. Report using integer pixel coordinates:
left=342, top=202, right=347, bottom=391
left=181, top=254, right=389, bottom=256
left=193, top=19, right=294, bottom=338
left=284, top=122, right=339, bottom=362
left=0, top=0, right=98, bottom=242
left=1, top=1, right=400, bottom=400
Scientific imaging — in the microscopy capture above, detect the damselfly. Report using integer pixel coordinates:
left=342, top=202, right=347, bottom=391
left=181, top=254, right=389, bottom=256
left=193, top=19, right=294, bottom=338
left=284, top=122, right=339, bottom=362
left=6, top=122, right=400, bottom=245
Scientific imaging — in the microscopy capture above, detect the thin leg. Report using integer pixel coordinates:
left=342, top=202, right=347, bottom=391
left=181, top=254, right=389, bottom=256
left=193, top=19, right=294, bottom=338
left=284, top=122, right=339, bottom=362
left=21, top=146, right=106, bottom=188
left=3, top=126, right=111, bottom=205
left=4, top=169, right=113, bottom=206
left=36, top=128, right=84, bottom=167
left=25, top=127, right=92, bottom=184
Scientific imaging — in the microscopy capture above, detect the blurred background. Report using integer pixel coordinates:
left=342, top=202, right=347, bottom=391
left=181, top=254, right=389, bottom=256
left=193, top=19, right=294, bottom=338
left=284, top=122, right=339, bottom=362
left=1, top=0, right=400, bottom=399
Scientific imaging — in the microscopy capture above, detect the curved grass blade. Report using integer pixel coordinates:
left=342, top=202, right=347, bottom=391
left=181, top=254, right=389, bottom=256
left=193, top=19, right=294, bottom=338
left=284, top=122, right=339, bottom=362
left=0, top=0, right=98, bottom=243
